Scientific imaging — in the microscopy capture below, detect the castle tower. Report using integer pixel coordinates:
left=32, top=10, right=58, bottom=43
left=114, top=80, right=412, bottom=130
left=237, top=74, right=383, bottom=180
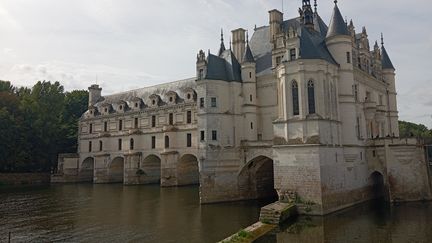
left=381, top=35, right=399, bottom=137
left=241, top=33, right=258, bottom=141
left=325, top=0, right=358, bottom=145
left=88, top=84, right=102, bottom=106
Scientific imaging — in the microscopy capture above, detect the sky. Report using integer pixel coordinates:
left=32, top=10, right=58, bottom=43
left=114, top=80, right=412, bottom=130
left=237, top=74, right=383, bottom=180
left=0, top=0, right=431, bottom=127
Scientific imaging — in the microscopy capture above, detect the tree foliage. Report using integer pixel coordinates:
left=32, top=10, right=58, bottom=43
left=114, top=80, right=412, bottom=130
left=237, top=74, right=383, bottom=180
left=0, top=80, right=88, bottom=172
left=399, top=120, right=432, bottom=138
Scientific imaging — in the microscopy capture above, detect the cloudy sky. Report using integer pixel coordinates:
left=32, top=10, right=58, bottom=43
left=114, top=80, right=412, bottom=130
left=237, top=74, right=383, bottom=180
left=0, top=0, right=431, bottom=126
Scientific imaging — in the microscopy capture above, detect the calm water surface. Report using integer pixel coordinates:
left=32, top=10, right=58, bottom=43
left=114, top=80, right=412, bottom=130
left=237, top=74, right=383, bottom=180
left=0, top=184, right=265, bottom=243
left=257, top=200, right=432, bottom=243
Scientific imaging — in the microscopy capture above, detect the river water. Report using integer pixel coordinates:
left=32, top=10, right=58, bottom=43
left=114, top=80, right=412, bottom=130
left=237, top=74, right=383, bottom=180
left=1, top=185, right=432, bottom=243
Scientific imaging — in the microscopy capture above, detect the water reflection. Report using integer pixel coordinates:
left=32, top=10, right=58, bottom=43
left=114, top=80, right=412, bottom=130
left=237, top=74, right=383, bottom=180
left=257, top=200, right=432, bottom=243
left=0, top=184, right=269, bottom=242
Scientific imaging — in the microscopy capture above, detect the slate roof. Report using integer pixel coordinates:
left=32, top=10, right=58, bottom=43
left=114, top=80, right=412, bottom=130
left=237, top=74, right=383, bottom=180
left=243, top=44, right=255, bottom=63
left=205, top=50, right=242, bottom=82
left=326, top=3, right=350, bottom=38
left=381, top=45, right=395, bottom=70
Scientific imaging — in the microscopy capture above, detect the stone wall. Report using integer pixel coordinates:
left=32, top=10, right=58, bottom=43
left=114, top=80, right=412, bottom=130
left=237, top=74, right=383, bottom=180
left=0, top=173, right=50, bottom=185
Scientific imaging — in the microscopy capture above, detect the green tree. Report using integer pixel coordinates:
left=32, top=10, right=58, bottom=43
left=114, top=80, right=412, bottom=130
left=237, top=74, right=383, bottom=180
left=399, top=120, right=432, bottom=138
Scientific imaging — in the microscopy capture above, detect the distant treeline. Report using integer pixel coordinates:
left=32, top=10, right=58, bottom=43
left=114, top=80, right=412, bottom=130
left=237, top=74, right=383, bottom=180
left=0, top=80, right=88, bottom=172
left=399, top=120, right=432, bottom=138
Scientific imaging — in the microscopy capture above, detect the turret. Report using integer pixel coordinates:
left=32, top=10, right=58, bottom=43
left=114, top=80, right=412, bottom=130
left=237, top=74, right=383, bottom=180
left=232, top=28, right=246, bottom=63
left=269, top=9, right=283, bottom=42
left=381, top=34, right=399, bottom=137
left=88, top=84, right=102, bottom=106
left=196, top=50, right=207, bottom=80
left=241, top=32, right=257, bottom=141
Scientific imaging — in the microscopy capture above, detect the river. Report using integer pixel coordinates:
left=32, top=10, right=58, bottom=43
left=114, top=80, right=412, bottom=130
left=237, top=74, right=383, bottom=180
left=1, top=185, right=432, bottom=243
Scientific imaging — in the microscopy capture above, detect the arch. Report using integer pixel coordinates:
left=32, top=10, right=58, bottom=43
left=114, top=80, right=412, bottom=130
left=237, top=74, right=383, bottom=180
left=177, top=154, right=199, bottom=186
left=80, top=157, right=94, bottom=182
left=238, top=156, right=278, bottom=200
left=369, top=171, right=386, bottom=200
left=307, top=80, right=316, bottom=114
left=141, top=154, right=162, bottom=184
left=109, top=156, right=125, bottom=183
left=292, top=80, right=299, bottom=116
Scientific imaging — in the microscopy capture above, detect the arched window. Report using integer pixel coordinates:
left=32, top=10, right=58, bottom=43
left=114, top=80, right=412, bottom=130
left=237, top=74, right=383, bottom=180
left=308, top=80, right=316, bottom=114
left=292, top=81, right=299, bottom=116
left=130, top=138, right=134, bottom=150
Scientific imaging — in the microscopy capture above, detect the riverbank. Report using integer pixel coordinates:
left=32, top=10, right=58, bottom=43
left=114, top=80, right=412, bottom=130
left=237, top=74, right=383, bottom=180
left=0, top=173, right=50, bottom=186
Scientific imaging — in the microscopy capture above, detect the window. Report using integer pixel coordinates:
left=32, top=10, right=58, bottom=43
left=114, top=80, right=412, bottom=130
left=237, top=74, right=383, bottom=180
left=187, top=93, right=191, bottom=100
left=130, top=138, right=134, bottom=150
left=99, top=141, right=103, bottom=151
left=152, top=115, right=156, bottom=127
left=187, top=111, right=192, bottom=124
left=292, top=81, right=299, bottom=116
left=119, top=120, right=123, bottom=131
left=169, top=113, right=174, bottom=125
left=118, top=139, right=122, bottom=150
left=353, top=84, right=359, bottom=102
left=308, top=80, right=316, bottom=114
left=152, top=99, right=156, bottom=105
left=105, top=108, right=108, bottom=113
left=200, top=131, right=205, bottom=141
left=135, top=103, right=138, bottom=108
left=250, top=122, right=254, bottom=130
left=89, top=124, right=93, bottom=134
left=250, top=94, right=253, bottom=102
left=211, top=97, right=217, bottom=108
left=366, top=91, right=371, bottom=101
left=151, top=136, right=156, bottom=149
left=200, top=98, right=205, bottom=108
left=347, top=52, right=351, bottom=63
left=187, top=133, right=192, bottom=147
left=199, top=69, right=204, bottom=80
left=379, top=95, right=383, bottom=106
left=135, top=118, right=139, bottom=128
left=104, top=121, right=108, bottom=132
left=290, top=48, right=296, bottom=61
left=212, top=130, right=217, bottom=141
left=356, top=117, right=361, bottom=138
left=119, top=105, right=123, bottom=110
left=165, top=136, right=170, bottom=148
left=88, top=141, right=92, bottom=152
left=276, top=56, right=282, bottom=65
left=169, top=96, right=173, bottom=103
left=249, top=72, right=252, bottom=79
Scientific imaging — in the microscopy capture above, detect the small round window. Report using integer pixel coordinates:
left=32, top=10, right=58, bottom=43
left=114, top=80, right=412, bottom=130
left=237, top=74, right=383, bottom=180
left=105, top=108, right=108, bottom=113
left=187, top=93, right=191, bottom=100
left=169, top=97, right=173, bottom=102
left=90, top=110, right=93, bottom=114
left=119, top=105, right=123, bottom=110
left=152, top=99, right=156, bottom=105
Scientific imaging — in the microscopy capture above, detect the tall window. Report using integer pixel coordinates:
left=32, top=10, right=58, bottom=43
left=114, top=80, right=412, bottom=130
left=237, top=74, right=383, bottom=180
left=99, top=140, right=103, bottom=151
left=212, top=130, right=217, bottom=141
left=152, top=115, right=156, bottom=127
left=292, top=80, right=299, bottom=116
left=89, top=124, right=93, bottom=134
left=169, top=113, right=174, bottom=125
left=118, top=139, right=122, bottom=150
left=104, top=121, right=108, bottom=132
left=356, top=117, right=361, bottom=139
left=88, top=141, right=92, bottom=152
left=119, top=120, right=123, bottom=131
left=200, top=131, right=205, bottom=141
left=200, top=98, right=205, bottom=108
left=165, top=136, right=170, bottom=148
left=130, top=138, right=134, bottom=150
left=250, top=122, right=254, bottom=130
left=134, top=118, right=139, bottom=128
left=308, top=80, right=316, bottom=114
left=187, top=111, right=192, bottom=124
left=346, top=52, right=351, bottom=63
left=151, top=136, right=156, bottom=149
left=211, top=97, right=217, bottom=107
left=187, top=133, right=192, bottom=147
left=198, top=69, right=204, bottom=80
left=290, top=48, right=296, bottom=61
left=353, top=84, right=359, bottom=102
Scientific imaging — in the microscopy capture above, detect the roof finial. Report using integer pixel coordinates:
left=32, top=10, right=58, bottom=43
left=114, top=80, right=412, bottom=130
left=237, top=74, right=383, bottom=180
left=221, top=28, right=224, bottom=42
left=314, top=0, right=317, bottom=12
left=381, top=33, right=384, bottom=46
left=229, top=37, right=232, bottom=50
left=334, top=0, right=337, bottom=5
left=246, top=30, right=249, bottom=45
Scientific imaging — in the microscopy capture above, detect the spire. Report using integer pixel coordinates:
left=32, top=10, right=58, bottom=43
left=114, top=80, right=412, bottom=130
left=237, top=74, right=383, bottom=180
left=243, top=31, right=255, bottom=63
left=218, top=28, right=226, bottom=56
left=314, top=0, right=317, bottom=13
left=302, top=0, right=314, bottom=29
left=381, top=33, right=395, bottom=70
left=326, top=0, right=350, bottom=38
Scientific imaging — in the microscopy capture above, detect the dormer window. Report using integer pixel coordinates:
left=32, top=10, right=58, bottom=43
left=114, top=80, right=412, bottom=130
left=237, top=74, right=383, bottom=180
left=149, top=94, right=161, bottom=107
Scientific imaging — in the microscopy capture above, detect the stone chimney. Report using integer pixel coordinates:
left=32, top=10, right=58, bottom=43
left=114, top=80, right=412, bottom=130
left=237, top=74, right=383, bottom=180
left=269, top=9, right=283, bottom=42
left=231, top=28, right=246, bottom=63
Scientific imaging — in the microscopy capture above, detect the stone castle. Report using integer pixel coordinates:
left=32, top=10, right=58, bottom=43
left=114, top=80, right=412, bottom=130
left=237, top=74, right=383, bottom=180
left=54, top=1, right=432, bottom=215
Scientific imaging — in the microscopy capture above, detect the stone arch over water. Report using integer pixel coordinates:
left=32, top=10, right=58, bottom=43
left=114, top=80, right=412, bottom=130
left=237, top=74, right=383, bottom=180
left=370, top=171, right=386, bottom=200
left=109, top=156, right=125, bottom=183
left=177, top=154, right=199, bottom=186
left=141, top=154, right=162, bottom=184
left=80, top=157, right=95, bottom=182
left=238, top=156, right=278, bottom=200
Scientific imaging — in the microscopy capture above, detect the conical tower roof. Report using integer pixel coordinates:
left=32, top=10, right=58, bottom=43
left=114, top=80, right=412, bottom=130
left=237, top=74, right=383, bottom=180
left=326, top=1, right=350, bottom=38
